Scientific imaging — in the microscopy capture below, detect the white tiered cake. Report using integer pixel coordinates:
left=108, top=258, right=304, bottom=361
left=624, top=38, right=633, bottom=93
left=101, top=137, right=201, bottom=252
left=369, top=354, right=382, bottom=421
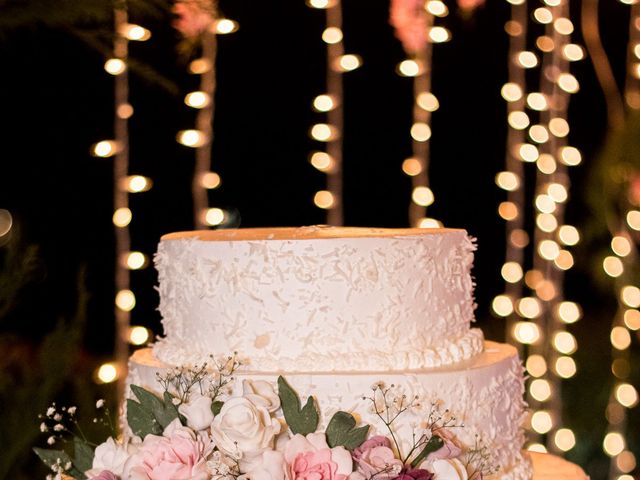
left=126, top=226, right=586, bottom=480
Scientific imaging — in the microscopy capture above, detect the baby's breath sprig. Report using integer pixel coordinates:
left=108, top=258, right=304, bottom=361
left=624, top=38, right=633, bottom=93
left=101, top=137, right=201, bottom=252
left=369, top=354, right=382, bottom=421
left=156, top=363, right=210, bottom=404
left=39, top=403, right=93, bottom=446
left=209, top=352, right=241, bottom=403
left=465, top=434, right=499, bottom=480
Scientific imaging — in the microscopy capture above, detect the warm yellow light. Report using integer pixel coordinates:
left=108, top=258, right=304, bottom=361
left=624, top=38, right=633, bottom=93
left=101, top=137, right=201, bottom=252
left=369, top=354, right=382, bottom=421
left=429, top=26, right=451, bottom=43
left=398, top=59, right=422, bottom=77
left=526, top=355, right=547, bottom=377
left=0, top=209, right=12, bottom=238
left=527, top=443, right=548, bottom=453
left=555, top=356, right=577, bottom=378
left=121, top=23, right=151, bottom=41
left=548, top=183, right=568, bottom=203
left=184, top=91, right=211, bottom=109
left=92, top=140, right=119, bottom=158
left=558, top=225, right=579, bottom=245
left=115, top=289, right=136, bottom=312
left=621, top=286, right=640, bottom=307
left=536, top=279, right=556, bottom=301
left=417, top=92, right=439, bottom=112
left=426, top=0, right=449, bottom=16
left=536, top=36, right=555, bottom=52
left=624, top=309, right=640, bottom=330
left=531, top=411, right=553, bottom=434
left=313, top=94, right=336, bottom=112
left=604, top=433, right=625, bottom=457
left=412, top=186, right=435, bottom=207
left=537, top=213, right=558, bottom=232
left=113, top=208, right=132, bottom=228
left=314, top=190, right=335, bottom=209
left=117, top=103, right=134, bottom=119
left=553, top=331, right=577, bottom=354
left=527, top=92, right=548, bottom=111
left=501, top=83, right=523, bottom=102
left=177, top=129, right=207, bottom=147
left=501, top=262, right=523, bottom=283
left=517, top=51, right=538, bottom=68
left=510, top=229, right=530, bottom=248
left=514, top=320, right=541, bottom=343
left=537, top=153, right=557, bottom=174
left=559, top=146, right=582, bottom=166
left=417, top=217, right=443, bottom=228
left=616, top=451, right=637, bottom=474
left=539, top=239, right=560, bottom=260
left=124, top=175, right=152, bottom=193
left=306, top=0, right=336, bottom=8
left=322, top=27, right=343, bottom=44
left=125, top=251, right=148, bottom=270
left=525, top=270, right=543, bottom=289
left=530, top=379, right=552, bottom=402
left=508, top=111, right=530, bottom=130
left=129, top=326, right=150, bottom=346
left=557, top=301, right=581, bottom=324
left=496, top=171, right=520, bottom=191
left=96, top=363, right=119, bottom=384
left=617, top=475, right=635, bottom=480
left=204, top=208, right=225, bottom=226
left=635, top=44, right=640, bottom=59
left=505, top=20, right=523, bottom=36
left=611, top=326, right=632, bottom=350
left=554, top=429, right=576, bottom=452
left=498, top=201, right=519, bottom=221
left=554, top=17, right=574, bottom=35
left=558, top=73, right=580, bottom=93
left=612, top=236, right=632, bottom=257
left=603, top=256, right=624, bottom=277
left=310, top=152, right=335, bottom=172
left=214, top=19, right=239, bottom=34
left=310, top=123, right=338, bottom=142
left=535, top=194, right=556, bottom=213
left=189, top=58, right=212, bottom=74
left=519, top=143, right=539, bottom=162
left=534, top=8, right=553, bottom=24
left=529, top=125, right=549, bottom=143
left=626, top=210, right=640, bottom=230
left=411, top=123, right=432, bottom=142
left=104, top=58, right=126, bottom=75
left=562, top=44, right=585, bottom=61
left=616, top=383, right=639, bottom=408
left=554, top=250, right=574, bottom=270
left=492, top=295, right=514, bottom=317
left=634, top=64, right=640, bottom=80
left=402, top=158, right=422, bottom=176
left=336, top=54, right=362, bottom=72
left=549, top=118, right=570, bottom=137
left=200, top=172, right=221, bottom=189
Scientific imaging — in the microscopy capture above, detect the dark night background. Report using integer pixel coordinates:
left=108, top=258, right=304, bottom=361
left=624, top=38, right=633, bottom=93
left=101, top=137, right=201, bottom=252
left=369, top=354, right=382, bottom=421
left=0, top=1, right=638, bottom=478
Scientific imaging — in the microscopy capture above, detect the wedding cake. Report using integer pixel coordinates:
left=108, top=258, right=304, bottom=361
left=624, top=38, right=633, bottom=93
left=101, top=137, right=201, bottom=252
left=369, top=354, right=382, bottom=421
left=124, top=226, right=583, bottom=480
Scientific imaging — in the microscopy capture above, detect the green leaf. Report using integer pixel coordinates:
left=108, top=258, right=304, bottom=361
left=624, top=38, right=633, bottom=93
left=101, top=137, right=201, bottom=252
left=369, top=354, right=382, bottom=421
left=161, top=391, right=182, bottom=426
left=73, top=437, right=94, bottom=474
left=130, top=384, right=179, bottom=430
left=326, top=411, right=369, bottom=451
left=126, top=398, right=162, bottom=438
left=410, top=435, right=444, bottom=468
left=212, top=400, right=224, bottom=416
left=33, top=447, right=85, bottom=478
left=277, top=376, right=319, bottom=435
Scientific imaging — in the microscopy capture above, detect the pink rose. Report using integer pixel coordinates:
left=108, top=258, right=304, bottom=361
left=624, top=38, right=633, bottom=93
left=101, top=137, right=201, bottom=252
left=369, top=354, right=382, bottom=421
left=392, top=468, right=433, bottom=480
left=89, top=471, right=119, bottom=480
left=419, top=430, right=462, bottom=469
left=123, top=419, right=212, bottom=480
left=389, top=0, right=427, bottom=54
left=352, top=435, right=403, bottom=479
left=284, top=433, right=353, bottom=480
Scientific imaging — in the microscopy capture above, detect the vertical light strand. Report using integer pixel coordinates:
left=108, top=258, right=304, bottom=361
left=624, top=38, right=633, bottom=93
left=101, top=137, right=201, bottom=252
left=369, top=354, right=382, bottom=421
left=625, top=2, right=640, bottom=109
left=496, top=0, right=529, bottom=357
left=309, top=0, right=355, bottom=224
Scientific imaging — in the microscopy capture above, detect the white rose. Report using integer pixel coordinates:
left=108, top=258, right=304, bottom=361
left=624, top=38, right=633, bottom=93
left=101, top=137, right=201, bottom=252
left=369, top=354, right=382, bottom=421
left=430, top=458, right=469, bottom=480
left=178, top=392, right=215, bottom=431
left=210, top=397, right=281, bottom=470
left=85, top=437, right=134, bottom=477
left=242, top=380, right=281, bottom=413
left=238, top=450, right=288, bottom=480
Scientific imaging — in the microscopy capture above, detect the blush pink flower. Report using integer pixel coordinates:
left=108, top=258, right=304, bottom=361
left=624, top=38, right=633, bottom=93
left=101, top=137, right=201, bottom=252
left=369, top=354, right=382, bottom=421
left=284, top=433, right=353, bottom=480
left=172, top=0, right=215, bottom=38
left=89, top=471, right=120, bottom=480
left=352, top=436, right=403, bottom=479
left=389, top=0, right=427, bottom=54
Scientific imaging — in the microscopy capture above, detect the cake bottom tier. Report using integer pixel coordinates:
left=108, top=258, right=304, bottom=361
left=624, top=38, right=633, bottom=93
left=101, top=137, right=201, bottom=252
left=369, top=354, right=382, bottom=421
left=127, top=341, right=531, bottom=480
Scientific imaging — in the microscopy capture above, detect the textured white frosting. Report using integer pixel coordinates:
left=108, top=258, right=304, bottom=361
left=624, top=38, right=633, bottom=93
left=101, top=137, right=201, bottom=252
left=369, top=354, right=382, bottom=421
left=153, top=226, right=484, bottom=371
left=128, top=342, right=532, bottom=480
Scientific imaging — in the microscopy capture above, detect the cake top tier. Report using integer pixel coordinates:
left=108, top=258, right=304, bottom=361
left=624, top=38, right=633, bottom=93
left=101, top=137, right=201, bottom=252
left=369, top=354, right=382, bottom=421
left=161, top=226, right=462, bottom=242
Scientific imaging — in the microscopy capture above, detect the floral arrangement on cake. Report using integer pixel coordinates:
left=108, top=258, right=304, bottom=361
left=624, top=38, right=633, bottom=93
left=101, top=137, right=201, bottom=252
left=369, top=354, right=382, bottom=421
left=35, top=356, right=497, bottom=480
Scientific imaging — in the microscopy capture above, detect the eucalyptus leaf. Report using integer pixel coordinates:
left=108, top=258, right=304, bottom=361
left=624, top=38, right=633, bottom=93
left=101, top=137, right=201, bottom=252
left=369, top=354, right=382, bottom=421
left=33, top=447, right=85, bottom=479
left=277, top=376, right=319, bottom=435
left=72, top=437, right=94, bottom=474
left=212, top=400, right=224, bottom=416
left=130, top=384, right=179, bottom=429
left=126, top=398, right=162, bottom=438
left=326, top=411, right=369, bottom=451
left=410, top=435, right=444, bottom=468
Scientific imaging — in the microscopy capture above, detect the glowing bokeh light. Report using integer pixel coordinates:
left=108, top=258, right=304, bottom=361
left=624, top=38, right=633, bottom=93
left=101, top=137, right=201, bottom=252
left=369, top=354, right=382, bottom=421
left=557, top=301, right=582, bottom=324
left=417, top=92, right=439, bottom=112
left=603, top=256, right=624, bottom=277
left=204, top=208, right=225, bottom=226
left=177, top=129, right=207, bottom=147
left=611, top=326, right=632, bottom=350
left=402, top=158, right=422, bottom=176
left=555, top=356, right=577, bottom=378
left=553, top=331, right=577, bottom=354
left=412, top=186, right=435, bottom=207
left=531, top=411, right=553, bottom=434
left=513, top=320, right=541, bottom=343
left=322, top=27, right=343, bottom=44
left=200, top=172, right=221, bottom=189
left=95, top=363, right=119, bottom=384
left=184, top=91, right=211, bottom=109
left=611, top=236, right=632, bottom=257
left=554, top=429, right=576, bottom=452
left=530, top=379, right=552, bottom=402
left=411, top=123, right=432, bottom=142
left=526, top=355, right=547, bottom=377
left=492, top=295, right=514, bottom=317
left=129, top=326, right=150, bottom=346
left=314, top=190, right=335, bottom=209
left=496, top=171, right=520, bottom=191
left=558, top=225, right=579, bottom=245
left=603, top=433, right=625, bottom=457
left=104, top=58, right=126, bottom=75
left=502, top=262, right=523, bottom=283
left=115, top=289, right=136, bottom=312
left=113, top=208, right=132, bottom=228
